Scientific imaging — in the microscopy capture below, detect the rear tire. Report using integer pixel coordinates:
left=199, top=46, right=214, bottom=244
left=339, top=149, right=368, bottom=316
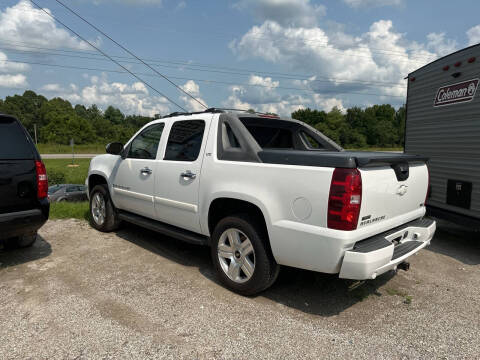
left=211, top=214, right=279, bottom=296
left=89, top=184, right=120, bottom=232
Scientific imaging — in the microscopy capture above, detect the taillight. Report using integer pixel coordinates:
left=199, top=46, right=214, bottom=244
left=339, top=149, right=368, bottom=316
left=35, top=160, right=48, bottom=199
left=328, top=168, right=362, bottom=231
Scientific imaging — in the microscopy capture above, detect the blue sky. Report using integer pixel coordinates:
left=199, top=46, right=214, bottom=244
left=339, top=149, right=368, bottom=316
left=1, top=0, right=479, bottom=116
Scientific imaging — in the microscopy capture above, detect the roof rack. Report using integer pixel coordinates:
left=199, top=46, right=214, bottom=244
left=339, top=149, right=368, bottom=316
left=161, top=107, right=280, bottom=119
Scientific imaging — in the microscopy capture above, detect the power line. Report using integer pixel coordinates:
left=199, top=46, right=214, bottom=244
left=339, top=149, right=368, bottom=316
left=11, top=2, right=436, bottom=62
left=0, top=58, right=407, bottom=98
left=27, top=0, right=187, bottom=111
left=51, top=0, right=207, bottom=109
left=0, top=45, right=408, bottom=89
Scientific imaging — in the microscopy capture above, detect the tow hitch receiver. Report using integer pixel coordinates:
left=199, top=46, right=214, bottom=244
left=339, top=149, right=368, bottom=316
left=398, top=261, right=410, bottom=272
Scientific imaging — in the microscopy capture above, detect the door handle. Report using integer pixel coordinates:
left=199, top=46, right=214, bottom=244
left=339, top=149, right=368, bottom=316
left=181, top=170, right=196, bottom=179
left=140, top=167, right=152, bottom=175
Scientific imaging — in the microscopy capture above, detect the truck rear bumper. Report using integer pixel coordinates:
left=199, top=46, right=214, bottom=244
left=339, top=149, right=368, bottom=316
left=339, top=218, right=436, bottom=280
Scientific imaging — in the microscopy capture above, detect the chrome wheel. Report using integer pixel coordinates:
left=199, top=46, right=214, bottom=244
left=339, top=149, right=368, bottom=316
left=91, top=192, right=106, bottom=226
left=217, top=228, right=255, bottom=284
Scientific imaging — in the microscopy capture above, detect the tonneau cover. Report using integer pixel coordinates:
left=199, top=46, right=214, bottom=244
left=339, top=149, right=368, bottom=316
left=257, top=150, right=428, bottom=168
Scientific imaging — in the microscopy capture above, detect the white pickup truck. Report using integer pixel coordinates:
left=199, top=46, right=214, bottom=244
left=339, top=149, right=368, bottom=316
left=87, top=109, right=436, bottom=295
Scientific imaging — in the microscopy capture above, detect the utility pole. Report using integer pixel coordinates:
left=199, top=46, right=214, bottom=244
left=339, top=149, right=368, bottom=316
left=34, top=124, right=38, bottom=144
left=70, top=138, right=75, bottom=165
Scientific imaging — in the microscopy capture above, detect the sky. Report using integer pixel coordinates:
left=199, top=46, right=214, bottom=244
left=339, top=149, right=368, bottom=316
left=1, top=0, right=480, bottom=117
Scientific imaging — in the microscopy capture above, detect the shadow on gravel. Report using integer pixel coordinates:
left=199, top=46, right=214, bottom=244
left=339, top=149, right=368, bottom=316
left=117, top=222, right=395, bottom=316
left=0, top=235, right=52, bottom=269
left=260, top=267, right=394, bottom=316
left=426, top=220, right=480, bottom=265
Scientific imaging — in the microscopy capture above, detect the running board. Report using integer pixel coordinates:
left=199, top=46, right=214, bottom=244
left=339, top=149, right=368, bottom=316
left=117, top=210, right=209, bottom=246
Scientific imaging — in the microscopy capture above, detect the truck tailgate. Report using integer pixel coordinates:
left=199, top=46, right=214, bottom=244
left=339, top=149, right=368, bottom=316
left=358, top=162, right=429, bottom=229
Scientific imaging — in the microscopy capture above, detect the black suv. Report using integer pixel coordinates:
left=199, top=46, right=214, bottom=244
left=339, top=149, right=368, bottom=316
left=0, top=114, right=49, bottom=248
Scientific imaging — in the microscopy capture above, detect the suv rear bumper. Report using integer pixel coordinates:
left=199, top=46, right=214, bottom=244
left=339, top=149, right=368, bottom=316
left=339, top=218, right=436, bottom=280
left=0, top=199, right=49, bottom=240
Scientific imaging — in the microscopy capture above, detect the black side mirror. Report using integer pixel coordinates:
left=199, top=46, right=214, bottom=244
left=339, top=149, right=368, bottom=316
left=106, top=142, right=124, bottom=155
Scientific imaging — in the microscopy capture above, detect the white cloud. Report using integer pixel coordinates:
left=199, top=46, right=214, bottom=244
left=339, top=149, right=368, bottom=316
left=0, top=51, right=29, bottom=73
left=0, top=74, right=27, bottom=88
left=89, top=0, right=163, bottom=5
left=0, top=1, right=91, bottom=51
left=175, top=1, right=187, bottom=11
left=235, top=0, right=326, bottom=28
left=42, top=74, right=172, bottom=116
left=180, top=80, right=208, bottom=112
left=426, top=33, right=457, bottom=56
left=41, top=83, right=64, bottom=92
left=231, top=19, right=445, bottom=101
left=467, top=25, right=480, bottom=46
left=342, top=0, right=403, bottom=8
left=222, top=75, right=343, bottom=116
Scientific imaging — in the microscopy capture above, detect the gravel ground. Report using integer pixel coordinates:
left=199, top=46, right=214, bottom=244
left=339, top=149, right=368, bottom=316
left=1, top=219, right=479, bottom=359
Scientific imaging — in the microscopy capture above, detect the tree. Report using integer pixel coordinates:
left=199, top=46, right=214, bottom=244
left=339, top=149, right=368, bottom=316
left=104, top=106, right=125, bottom=125
left=292, top=108, right=327, bottom=127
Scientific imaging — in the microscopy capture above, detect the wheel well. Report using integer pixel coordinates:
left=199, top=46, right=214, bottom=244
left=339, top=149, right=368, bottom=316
left=88, top=174, right=108, bottom=194
left=208, top=198, right=268, bottom=236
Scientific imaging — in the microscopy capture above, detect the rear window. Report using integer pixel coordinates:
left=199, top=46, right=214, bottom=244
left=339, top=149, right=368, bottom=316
left=244, top=126, right=294, bottom=149
left=0, top=117, right=34, bottom=160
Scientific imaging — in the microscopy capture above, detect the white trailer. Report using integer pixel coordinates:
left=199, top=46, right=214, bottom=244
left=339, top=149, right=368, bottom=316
left=405, top=44, right=480, bottom=229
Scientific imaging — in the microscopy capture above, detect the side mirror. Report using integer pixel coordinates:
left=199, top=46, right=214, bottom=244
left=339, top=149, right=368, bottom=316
left=106, top=142, right=124, bottom=156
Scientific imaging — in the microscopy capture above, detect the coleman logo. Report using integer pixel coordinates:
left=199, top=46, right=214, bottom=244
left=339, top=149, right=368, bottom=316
left=434, top=78, right=479, bottom=107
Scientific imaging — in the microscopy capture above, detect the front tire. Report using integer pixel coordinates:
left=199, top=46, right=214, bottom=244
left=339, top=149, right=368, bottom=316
left=89, top=185, right=120, bottom=232
left=211, top=214, right=279, bottom=296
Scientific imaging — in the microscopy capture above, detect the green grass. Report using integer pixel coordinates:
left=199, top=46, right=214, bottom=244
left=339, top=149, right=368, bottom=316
left=49, top=201, right=90, bottom=221
left=37, top=143, right=105, bottom=154
left=43, top=158, right=91, bottom=185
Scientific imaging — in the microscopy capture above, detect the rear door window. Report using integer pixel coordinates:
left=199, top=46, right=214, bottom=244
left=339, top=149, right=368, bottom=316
left=164, top=120, right=206, bottom=161
left=0, top=117, right=34, bottom=160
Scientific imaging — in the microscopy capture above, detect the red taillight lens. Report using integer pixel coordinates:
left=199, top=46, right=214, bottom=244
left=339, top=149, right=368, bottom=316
left=328, top=168, right=362, bottom=231
left=35, top=160, right=48, bottom=199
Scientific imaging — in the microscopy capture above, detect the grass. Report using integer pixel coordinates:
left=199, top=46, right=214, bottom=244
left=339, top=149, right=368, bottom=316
left=37, top=143, right=105, bottom=154
left=49, top=201, right=90, bottom=221
left=43, top=158, right=91, bottom=185
left=386, top=288, right=413, bottom=304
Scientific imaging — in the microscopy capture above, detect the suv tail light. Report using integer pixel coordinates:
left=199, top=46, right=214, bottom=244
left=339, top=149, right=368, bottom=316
left=328, top=168, right=362, bottom=231
left=35, top=160, right=48, bottom=199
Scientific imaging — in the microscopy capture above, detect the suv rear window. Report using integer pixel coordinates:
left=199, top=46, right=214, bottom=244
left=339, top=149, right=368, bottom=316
left=0, top=117, right=34, bottom=160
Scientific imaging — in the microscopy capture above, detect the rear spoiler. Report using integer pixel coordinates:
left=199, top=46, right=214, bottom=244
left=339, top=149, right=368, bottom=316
left=257, top=150, right=428, bottom=168
left=356, top=154, right=429, bottom=168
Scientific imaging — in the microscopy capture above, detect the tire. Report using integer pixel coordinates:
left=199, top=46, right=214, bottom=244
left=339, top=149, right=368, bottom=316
left=4, top=233, right=37, bottom=249
left=89, top=184, right=120, bottom=232
left=211, top=214, right=280, bottom=296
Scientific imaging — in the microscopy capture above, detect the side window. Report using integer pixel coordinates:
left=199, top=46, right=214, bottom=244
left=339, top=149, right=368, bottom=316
left=300, top=131, right=323, bottom=149
left=164, top=120, right=206, bottom=161
left=128, top=123, right=165, bottom=160
left=66, top=186, right=76, bottom=193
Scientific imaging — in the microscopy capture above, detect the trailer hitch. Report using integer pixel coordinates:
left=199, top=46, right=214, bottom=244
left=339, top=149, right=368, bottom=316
left=397, top=261, right=410, bottom=272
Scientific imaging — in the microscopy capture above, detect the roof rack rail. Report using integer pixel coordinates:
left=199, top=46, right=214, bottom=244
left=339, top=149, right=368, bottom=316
left=161, top=107, right=279, bottom=119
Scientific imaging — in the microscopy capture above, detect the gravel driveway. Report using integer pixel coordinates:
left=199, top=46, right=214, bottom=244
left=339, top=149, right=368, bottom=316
left=1, top=219, right=479, bottom=359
